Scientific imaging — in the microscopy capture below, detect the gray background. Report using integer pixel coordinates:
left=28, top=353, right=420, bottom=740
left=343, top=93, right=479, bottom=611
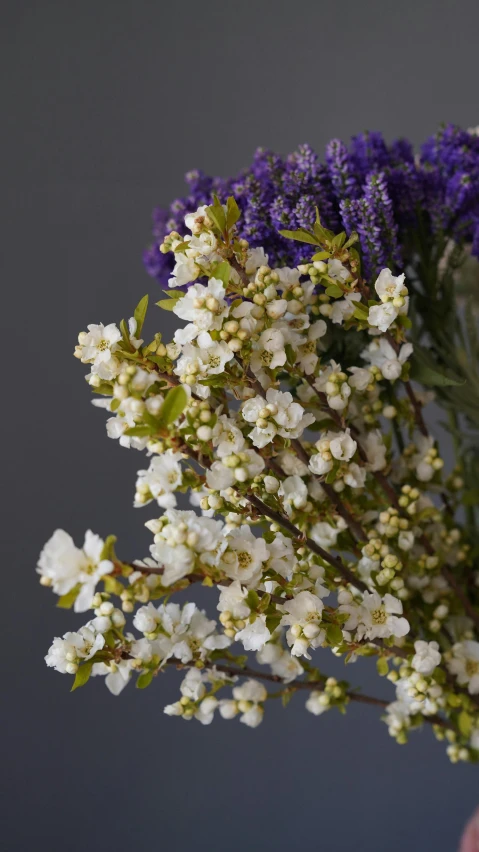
left=2, top=1, right=479, bottom=849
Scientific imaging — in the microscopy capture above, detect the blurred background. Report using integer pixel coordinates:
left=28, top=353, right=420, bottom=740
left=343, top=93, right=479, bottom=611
left=2, top=1, right=479, bottom=849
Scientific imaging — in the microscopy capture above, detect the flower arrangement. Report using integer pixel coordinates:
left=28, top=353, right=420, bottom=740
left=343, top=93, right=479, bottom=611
left=39, top=125, right=479, bottom=762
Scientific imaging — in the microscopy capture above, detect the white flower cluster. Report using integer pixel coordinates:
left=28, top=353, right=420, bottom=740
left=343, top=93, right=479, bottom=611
left=40, top=195, right=479, bottom=764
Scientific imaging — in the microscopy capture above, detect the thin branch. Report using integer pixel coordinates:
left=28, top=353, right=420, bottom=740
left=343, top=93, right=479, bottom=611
left=164, top=656, right=452, bottom=729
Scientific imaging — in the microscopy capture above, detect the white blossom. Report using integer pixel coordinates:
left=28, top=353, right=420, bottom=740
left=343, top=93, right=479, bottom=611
left=280, top=591, right=325, bottom=658
left=147, top=509, right=226, bottom=586
left=368, top=301, right=399, bottom=333
left=362, top=338, right=413, bottom=381
left=173, top=278, right=228, bottom=333
left=330, top=292, right=361, bottom=325
left=448, top=641, right=479, bottom=694
left=45, top=623, right=105, bottom=674
left=134, top=449, right=184, bottom=508
left=338, top=590, right=409, bottom=641
left=168, top=253, right=199, bottom=288
left=305, top=691, right=331, bottom=716
left=236, top=616, right=271, bottom=651
left=256, top=642, right=303, bottom=683
left=412, top=640, right=441, bottom=676
left=219, top=680, right=267, bottom=727
left=37, top=529, right=114, bottom=612
left=220, top=526, right=269, bottom=586
left=242, top=388, right=315, bottom=448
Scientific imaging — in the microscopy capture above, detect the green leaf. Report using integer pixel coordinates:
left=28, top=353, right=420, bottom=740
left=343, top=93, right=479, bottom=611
left=71, top=661, right=94, bottom=692
left=396, top=315, right=412, bottom=329
left=103, top=630, right=116, bottom=649
left=119, top=318, right=133, bottom=349
left=265, top=613, right=282, bottom=633
left=100, top=534, right=117, bottom=562
left=344, top=231, right=359, bottom=249
left=376, top=657, right=389, bottom=676
left=410, top=350, right=465, bottom=388
left=226, top=196, right=241, bottom=230
left=352, top=303, right=369, bottom=320
left=331, top=232, right=346, bottom=249
left=278, top=228, right=319, bottom=246
left=156, top=299, right=178, bottom=312
left=325, top=460, right=340, bottom=484
left=458, top=710, right=473, bottom=738
left=246, top=590, right=260, bottom=611
left=211, top=261, right=231, bottom=286
left=136, top=670, right=154, bottom=690
left=311, top=250, right=330, bottom=261
left=326, top=624, right=343, bottom=646
left=157, top=385, right=188, bottom=427
left=57, top=585, right=81, bottom=609
left=103, top=575, right=123, bottom=595
left=463, top=489, right=479, bottom=506
left=206, top=195, right=226, bottom=233
left=133, top=294, right=149, bottom=336
left=285, top=343, right=296, bottom=366
left=325, top=284, right=343, bottom=299
left=163, top=289, right=184, bottom=299
left=146, top=354, right=168, bottom=369
left=91, top=382, right=114, bottom=396
left=124, top=424, right=154, bottom=437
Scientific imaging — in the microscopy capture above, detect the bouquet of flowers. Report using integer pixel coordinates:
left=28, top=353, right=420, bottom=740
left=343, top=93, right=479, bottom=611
left=39, top=124, right=479, bottom=762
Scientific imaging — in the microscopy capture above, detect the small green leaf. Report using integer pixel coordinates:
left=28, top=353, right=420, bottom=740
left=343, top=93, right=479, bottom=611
left=103, top=630, right=116, bottom=649
left=226, top=196, right=241, bottom=230
left=325, top=284, right=343, bottom=298
left=163, top=289, right=184, bottom=299
left=157, top=385, right=188, bottom=427
left=133, top=294, right=149, bottom=336
left=246, top=590, right=260, bottom=611
left=463, top=489, right=479, bottom=506
left=119, top=318, right=133, bottom=349
left=137, top=671, right=154, bottom=690
left=91, top=382, right=114, bottom=395
left=279, top=228, right=319, bottom=246
left=458, top=710, right=473, bottom=738
left=265, top=613, right=282, bottom=633
left=285, top=343, right=296, bottom=366
left=376, top=657, right=389, bottom=676
left=156, top=299, right=178, bottom=311
left=311, top=250, right=330, bottom=261
left=331, top=232, right=346, bottom=249
left=344, top=231, right=359, bottom=249
left=211, top=261, right=231, bottom=286
left=103, top=575, right=123, bottom=595
left=124, top=424, right=154, bottom=437
left=57, top=585, right=81, bottom=609
left=326, top=624, right=343, bottom=646
left=352, top=303, right=369, bottom=320
left=281, top=690, right=294, bottom=707
left=410, top=351, right=465, bottom=388
left=206, top=195, right=226, bottom=233
left=100, top=534, right=117, bottom=562
left=71, top=661, right=94, bottom=692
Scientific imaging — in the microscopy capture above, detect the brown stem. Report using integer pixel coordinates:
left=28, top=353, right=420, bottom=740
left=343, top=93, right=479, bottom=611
left=163, top=656, right=452, bottom=729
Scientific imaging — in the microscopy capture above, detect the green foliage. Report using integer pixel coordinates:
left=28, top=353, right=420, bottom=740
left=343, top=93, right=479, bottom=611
left=206, top=195, right=227, bottom=234
left=136, top=671, right=154, bottom=689
left=157, top=385, right=188, bottom=427
left=410, top=346, right=464, bottom=388
left=133, top=294, right=149, bottom=336
left=57, top=585, right=81, bottom=609
left=71, top=661, right=94, bottom=692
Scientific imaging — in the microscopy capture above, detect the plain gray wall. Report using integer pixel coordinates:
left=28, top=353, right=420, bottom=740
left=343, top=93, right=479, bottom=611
left=2, top=2, right=479, bottom=850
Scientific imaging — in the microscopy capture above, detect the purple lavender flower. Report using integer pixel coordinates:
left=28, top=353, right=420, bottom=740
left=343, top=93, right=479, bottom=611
left=145, top=124, right=479, bottom=284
